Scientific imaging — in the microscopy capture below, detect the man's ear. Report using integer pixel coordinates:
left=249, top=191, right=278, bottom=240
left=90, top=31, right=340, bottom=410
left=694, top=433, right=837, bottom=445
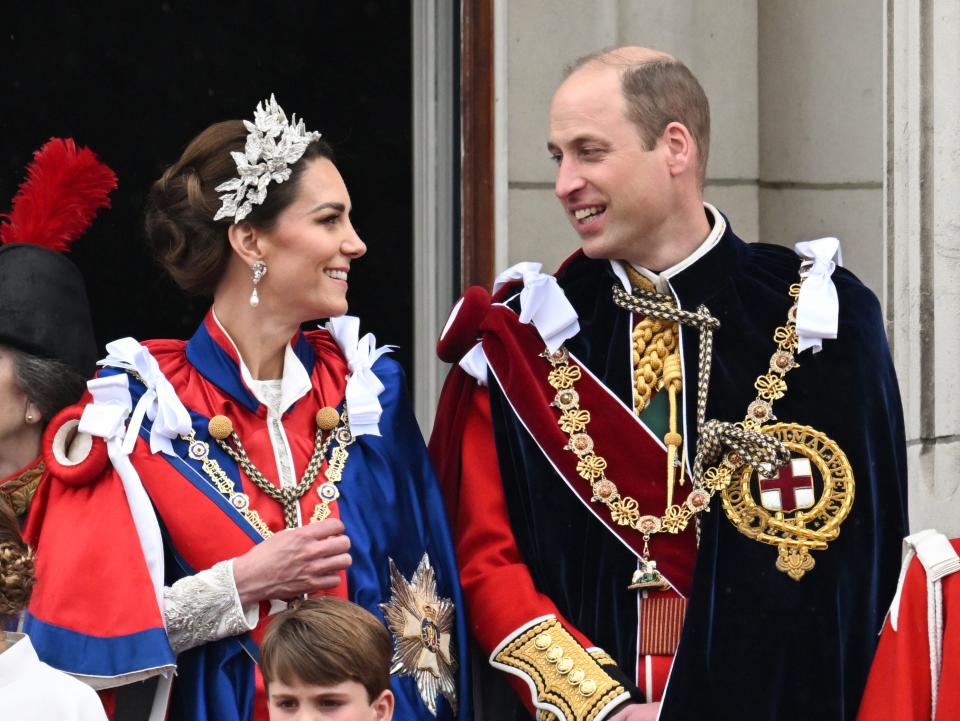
left=227, top=222, right=264, bottom=267
left=371, top=689, right=395, bottom=721
left=661, top=120, right=697, bottom=178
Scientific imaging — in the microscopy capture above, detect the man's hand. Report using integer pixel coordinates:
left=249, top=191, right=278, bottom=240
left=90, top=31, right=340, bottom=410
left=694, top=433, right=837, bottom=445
left=233, top=519, right=352, bottom=604
left=609, top=702, right=661, bottom=721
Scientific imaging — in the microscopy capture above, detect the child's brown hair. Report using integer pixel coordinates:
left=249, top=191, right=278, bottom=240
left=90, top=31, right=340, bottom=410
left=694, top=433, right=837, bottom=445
left=260, top=597, right=392, bottom=701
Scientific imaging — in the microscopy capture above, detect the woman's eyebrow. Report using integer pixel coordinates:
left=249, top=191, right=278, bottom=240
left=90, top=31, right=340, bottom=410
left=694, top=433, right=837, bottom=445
left=308, top=202, right=347, bottom=214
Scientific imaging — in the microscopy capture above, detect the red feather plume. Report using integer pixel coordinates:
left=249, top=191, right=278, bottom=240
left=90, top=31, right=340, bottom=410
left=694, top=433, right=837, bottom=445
left=0, top=137, right=117, bottom=250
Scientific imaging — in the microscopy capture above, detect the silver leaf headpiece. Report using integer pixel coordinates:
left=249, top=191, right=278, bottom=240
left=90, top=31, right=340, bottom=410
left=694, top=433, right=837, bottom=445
left=213, top=94, right=322, bottom=223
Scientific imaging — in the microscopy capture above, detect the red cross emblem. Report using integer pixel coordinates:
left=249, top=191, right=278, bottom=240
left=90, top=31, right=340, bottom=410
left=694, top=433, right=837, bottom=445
left=759, top=457, right=815, bottom=512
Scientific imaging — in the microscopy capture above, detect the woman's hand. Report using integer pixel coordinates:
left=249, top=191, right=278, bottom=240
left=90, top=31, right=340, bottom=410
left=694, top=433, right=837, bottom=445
left=610, top=702, right=661, bottom=721
left=233, top=519, right=352, bottom=605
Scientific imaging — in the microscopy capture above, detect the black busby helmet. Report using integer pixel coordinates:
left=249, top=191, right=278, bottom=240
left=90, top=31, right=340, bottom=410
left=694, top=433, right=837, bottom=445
left=0, top=138, right=116, bottom=377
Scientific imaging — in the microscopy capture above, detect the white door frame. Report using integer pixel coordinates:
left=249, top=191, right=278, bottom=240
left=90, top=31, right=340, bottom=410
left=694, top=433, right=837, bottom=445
left=412, top=0, right=456, bottom=434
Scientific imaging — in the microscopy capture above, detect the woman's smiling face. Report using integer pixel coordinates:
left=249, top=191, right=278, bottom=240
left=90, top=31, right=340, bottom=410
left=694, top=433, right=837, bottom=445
left=255, top=157, right=366, bottom=321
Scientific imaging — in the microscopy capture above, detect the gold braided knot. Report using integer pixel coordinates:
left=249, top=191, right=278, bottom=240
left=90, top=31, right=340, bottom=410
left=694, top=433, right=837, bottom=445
left=662, top=353, right=682, bottom=391
left=625, top=264, right=682, bottom=414
left=632, top=316, right=679, bottom=413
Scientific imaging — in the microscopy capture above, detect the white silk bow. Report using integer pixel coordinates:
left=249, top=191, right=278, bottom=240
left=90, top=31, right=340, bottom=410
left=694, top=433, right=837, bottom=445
left=325, top=316, right=395, bottom=437
left=78, top=342, right=173, bottom=612
left=492, top=262, right=580, bottom=352
left=81, top=338, right=193, bottom=455
left=458, top=342, right=489, bottom=385
left=794, top=237, right=843, bottom=354
left=79, top=373, right=133, bottom=442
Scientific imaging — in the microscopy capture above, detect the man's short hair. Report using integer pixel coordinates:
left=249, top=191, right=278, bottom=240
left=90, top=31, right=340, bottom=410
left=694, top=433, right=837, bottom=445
left=260, top=597, right=392, bottom=701
left=568, top=50, right=711, bottom=183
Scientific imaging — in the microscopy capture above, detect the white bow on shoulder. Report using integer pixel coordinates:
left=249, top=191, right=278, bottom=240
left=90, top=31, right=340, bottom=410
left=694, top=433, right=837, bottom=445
left=794, top=237, right=843, bottom=354
left=492, top=262, right=580, bottom=352
left=325, top=316, right=395, bottom=437
left=80, top=337, right=193, bottom=456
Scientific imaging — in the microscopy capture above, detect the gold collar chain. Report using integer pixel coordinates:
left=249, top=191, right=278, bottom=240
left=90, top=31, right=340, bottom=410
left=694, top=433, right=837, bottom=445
left=114, top=367, right=357, bottom=536
left=710, top=280, right=856, bottom=581
left=183, top=406, right=355, bottom=538
left=697, top=281, right=802, bottom=490
left=547, top=272, right=835, bottom=586
left=544, top=345, right=712, bottom=541
left=544, top=280, right=803, bottom=554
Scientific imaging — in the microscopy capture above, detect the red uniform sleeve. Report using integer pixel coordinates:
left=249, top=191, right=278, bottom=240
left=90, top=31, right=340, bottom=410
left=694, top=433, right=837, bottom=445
left=857, top=540, right=960, bottom=721
left=937, top=563, right=960, bottom=720
left=856, top=555, right=932, bottom=720
left=453, top=384, right=635, bottom=719
left=456, top=384, right=595, bottom=652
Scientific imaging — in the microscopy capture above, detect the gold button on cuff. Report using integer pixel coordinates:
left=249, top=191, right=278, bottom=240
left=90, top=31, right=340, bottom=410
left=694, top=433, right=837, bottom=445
left=492, top=618, right=625, bottom=720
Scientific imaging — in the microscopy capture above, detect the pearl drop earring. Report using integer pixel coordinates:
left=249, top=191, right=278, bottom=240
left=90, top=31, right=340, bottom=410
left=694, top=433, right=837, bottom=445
left=249, top=260, right=267, bottom=307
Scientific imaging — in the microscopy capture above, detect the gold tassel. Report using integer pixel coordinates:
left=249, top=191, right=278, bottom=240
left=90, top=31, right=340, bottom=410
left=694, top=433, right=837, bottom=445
left=623, top=263, right=685, bottom=505
left=663, top=354, right=684, bottom=506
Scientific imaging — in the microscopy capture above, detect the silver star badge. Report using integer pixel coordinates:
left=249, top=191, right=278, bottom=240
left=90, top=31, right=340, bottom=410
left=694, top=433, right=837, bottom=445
left=380, top=554, right=458, bottom=716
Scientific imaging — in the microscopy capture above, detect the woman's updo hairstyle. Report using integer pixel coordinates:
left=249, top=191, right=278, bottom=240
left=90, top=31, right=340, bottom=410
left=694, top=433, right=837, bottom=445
left=145, top=120, right=334, bottom=295
left=0, top=493, right=35, bottom=621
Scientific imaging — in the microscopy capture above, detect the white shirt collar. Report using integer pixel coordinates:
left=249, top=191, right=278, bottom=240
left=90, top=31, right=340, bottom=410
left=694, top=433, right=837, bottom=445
left=210, top=310, right=313, bottom=414
left=610, top=202, right=726, bottom=294
left=0, top=633, right=36, bottom=688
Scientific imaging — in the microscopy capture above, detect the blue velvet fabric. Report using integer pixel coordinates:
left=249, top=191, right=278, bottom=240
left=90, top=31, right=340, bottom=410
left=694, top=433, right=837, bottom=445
left=487, top=219, right=908, bottom=720
left=168, top=634, right=257, bottom=721
left=337, top=358, right=472, bottom=721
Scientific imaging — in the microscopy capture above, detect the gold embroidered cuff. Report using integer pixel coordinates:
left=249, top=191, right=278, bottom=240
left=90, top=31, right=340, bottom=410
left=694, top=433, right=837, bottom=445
left=492, top=618, right=629, bottom=721
left=587, top=649, right=617, bottom=667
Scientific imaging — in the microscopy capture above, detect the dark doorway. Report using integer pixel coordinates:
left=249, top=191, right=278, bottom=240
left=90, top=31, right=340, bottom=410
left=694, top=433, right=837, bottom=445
left=1, top=1, right=414, bottom=377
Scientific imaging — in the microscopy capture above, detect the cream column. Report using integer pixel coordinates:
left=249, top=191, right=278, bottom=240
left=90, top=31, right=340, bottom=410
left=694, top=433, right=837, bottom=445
left=886, top=0, right=960, bottom=535
left=758, top=0, right=884, bottom=296
left=412, top=0, right=456, bottom=434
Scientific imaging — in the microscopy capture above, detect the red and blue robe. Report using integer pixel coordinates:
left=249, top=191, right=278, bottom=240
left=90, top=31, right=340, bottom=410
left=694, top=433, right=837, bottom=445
left=24, top=310, right=471, bottom=721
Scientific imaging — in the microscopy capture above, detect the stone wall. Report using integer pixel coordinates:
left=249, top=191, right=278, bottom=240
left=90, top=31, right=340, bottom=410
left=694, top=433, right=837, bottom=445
left=886, top=0, right=960, bottom=535
left=758, top=1, right=883, bottom=292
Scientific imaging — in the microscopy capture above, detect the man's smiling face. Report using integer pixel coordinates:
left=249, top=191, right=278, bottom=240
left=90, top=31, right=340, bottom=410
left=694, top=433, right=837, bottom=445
left=548, top=62, right=674, bottom=262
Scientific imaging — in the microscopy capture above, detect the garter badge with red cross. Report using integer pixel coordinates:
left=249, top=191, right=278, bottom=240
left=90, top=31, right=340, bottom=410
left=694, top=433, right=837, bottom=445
left=759, top=458, right=815, bottom=512
left=721, top=422, right=855, bottom=581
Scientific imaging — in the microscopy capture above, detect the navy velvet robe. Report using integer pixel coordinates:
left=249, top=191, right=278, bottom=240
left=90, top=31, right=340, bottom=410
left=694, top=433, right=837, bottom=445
left=483, top=221, right=907, bottom=720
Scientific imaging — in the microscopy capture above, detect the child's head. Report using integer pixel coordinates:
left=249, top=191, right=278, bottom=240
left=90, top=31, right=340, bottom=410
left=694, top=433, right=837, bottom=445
left=261, top=597, right=394, bottom=721
left=0, top=493, right=35, bottom=625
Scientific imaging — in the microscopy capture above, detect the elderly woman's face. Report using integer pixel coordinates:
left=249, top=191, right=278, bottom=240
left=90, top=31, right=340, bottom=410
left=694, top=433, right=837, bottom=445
left=256, top=158, right=366, bottom=321
left=0, top=347, right=30, bottom=444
